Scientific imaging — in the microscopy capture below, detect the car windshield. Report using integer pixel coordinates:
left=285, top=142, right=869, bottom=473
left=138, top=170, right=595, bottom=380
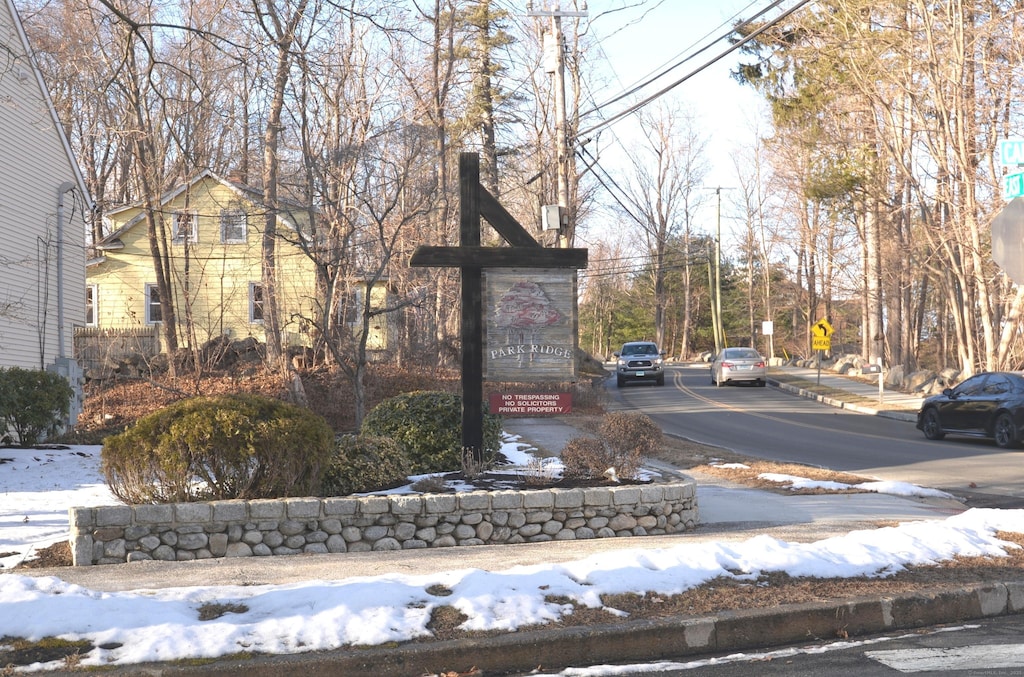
left=725, top=348, right=760, bottom=359
left=624, top=344, right=656, bottom=355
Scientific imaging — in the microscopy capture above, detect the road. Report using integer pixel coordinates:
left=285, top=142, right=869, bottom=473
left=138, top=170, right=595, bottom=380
left=608, top=363, right=1024, bottom=506
left=537, top=616, right=1024, bottom=676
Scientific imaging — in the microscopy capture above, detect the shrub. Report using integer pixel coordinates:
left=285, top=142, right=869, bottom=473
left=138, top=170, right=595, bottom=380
left=0, top=367, right=74, bottom=446
left=321, top=434, right=413, bottom=496
left=560, top=436, right=612, bottom=480
left=561, top=412, right=662, bottom=481
left=360, top=391, right=502, bottom=474
left=101, top=394, right=334, bottom=503
left=599, top=411, right=662, bottom=459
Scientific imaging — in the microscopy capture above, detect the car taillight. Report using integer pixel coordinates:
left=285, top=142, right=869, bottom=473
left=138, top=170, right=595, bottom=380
left=756, top=361, right=765, bottom=367
left=721, top=361, right=733, bottom=368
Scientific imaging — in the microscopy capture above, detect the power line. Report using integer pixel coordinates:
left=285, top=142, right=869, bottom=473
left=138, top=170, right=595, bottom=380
left=576, top=0, right=815, bottom=141
left=581, top=0, right=777, bottom=119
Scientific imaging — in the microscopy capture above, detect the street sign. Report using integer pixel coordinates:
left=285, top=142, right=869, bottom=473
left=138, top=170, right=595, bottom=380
left=1005, top=172, right=1024, bottom=200
left=811, top=318, right=833, bottom=338
left=812, top=336, right=831, bottom=351
left=991, top=197, right=1024, bottom=284
left=1000, top=139, right=1024, bottom=166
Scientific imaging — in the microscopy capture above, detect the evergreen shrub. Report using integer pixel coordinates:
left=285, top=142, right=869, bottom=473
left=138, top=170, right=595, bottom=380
left=360, top=390, right=502, bottom=474
left=101, top=394, right=334, bottom=503
left=0, top=367, right=73, bottom=446
left=321, top=434, right=412, bottom=495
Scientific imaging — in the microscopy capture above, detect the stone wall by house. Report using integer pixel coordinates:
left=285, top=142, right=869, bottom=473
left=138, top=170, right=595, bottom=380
left=69, top=481, right=699, bottom=566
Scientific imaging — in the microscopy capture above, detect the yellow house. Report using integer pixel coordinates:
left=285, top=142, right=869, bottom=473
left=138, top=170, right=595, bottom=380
left=86, top=170, right=318, bottom=354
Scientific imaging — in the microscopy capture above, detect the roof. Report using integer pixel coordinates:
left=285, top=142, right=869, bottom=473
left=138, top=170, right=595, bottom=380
left=98, top=169, right=306, bottom=245
left=4, top=0, right=93, bottom=211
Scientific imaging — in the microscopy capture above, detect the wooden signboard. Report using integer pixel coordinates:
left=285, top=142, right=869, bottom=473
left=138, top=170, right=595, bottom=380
left=410, top=153, right=588, bottom=463
left=484, top=268, right=577, bottom=382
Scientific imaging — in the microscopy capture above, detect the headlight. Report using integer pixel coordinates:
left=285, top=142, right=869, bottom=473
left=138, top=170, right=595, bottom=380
left=617, top=358, right=626, bottom=367
left=654, top=357, right=664, bottom=366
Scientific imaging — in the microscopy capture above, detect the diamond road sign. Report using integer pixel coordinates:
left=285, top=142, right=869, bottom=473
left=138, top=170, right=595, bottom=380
left=992, top=197, right=1024, bottom=283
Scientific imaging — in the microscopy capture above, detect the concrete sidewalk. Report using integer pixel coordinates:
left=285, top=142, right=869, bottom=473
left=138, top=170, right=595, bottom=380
left=768, top=363, right=926, bottom=422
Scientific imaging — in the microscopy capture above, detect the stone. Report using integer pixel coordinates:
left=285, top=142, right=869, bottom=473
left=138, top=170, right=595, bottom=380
left=609, top=514, right=637, bottom=531
left=152, top=545, right=176, bottom=561
left=475, top=521, right=494, bottom=541
left=209, top=533, right=229, bottom=557
left=242, top=530, right=263, bottom=546
left=372, top=538, right=401, bottom=551
left=226, top=542, right=253, bottom=557
left=541, top=520, right=563, bottom=535
left=177, top=533, right=208, bottom=550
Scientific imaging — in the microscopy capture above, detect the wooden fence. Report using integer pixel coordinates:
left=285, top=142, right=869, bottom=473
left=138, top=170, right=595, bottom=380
left=73, top=327, right=160, bottom=376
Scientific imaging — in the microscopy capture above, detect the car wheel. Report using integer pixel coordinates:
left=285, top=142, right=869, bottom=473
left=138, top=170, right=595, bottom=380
left=715, top=374, right=724, bottom=387
left=994, top=413, right=1018, bottom=448
left=757, top=379, right=766, bottom=387
left=656, top=374, right=665, bottom=386
left=920, top=408, right=945, bottom=440
left=616, top=376, right=625, bottom=388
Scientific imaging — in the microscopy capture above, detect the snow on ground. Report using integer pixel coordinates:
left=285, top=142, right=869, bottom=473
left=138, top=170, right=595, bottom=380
left=1, top=436, right=1022, bottom=672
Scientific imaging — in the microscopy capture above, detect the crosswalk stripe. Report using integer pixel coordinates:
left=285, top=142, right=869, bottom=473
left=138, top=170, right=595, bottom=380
left=866, top=645, right=1024, bottom=672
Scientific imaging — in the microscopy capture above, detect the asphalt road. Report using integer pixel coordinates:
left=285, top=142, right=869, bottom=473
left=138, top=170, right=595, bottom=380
left=547, top=615, right=1024, bottom=676
left=609, top=363, right=1024, bottom=505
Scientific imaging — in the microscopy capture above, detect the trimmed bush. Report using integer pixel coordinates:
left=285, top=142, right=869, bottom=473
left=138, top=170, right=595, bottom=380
left=101, top=394, right=334, bottom=503
left=360, top=391, right=502, bottom=474
left=321, top=434, right=413, bottom=495
left=0, top=367, right=73, bottom=446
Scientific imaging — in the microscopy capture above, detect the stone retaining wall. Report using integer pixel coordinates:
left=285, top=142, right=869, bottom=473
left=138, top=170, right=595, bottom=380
left=69, top=481, right=698, bottom=566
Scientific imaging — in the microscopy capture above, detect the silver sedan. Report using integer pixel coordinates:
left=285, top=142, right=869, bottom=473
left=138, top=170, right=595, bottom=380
left=711, top=347, right=767, bottom=387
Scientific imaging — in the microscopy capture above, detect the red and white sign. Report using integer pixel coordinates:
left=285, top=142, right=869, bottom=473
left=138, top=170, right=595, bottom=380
left=489, top=392, right=572, bottom=416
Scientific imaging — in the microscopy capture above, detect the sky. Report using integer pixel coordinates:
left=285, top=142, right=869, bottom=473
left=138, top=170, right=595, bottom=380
left=579, top=0, right=773, bottom=244
left=3, top=435, right=1024, bottom=673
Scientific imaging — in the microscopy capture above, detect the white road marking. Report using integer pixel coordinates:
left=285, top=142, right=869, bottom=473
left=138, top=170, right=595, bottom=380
left=866, top=645, right=1024, bottom=672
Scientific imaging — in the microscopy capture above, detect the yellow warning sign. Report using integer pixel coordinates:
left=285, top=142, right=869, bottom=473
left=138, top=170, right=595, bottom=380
left=811, top=319, right=834, bottom=338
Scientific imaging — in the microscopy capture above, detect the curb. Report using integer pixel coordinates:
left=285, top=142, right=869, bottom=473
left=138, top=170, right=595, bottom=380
left=769, top=378, right=919, bottom=423
left=96, top=581, right=1024, bottom=676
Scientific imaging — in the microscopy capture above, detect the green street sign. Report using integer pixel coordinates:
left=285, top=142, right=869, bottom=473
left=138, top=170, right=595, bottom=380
left=1004, top=172, right=1024, bottom=199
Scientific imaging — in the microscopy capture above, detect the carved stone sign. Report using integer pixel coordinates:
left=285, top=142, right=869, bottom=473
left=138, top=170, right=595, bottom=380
left=484, top=268, right=577, bottom=382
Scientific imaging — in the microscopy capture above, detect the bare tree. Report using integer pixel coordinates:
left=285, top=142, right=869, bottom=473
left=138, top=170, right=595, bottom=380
left=615, top=102, right=708, bottom=349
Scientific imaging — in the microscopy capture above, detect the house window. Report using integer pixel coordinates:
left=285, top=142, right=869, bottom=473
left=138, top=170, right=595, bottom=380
left=172, top=210, right=198, bottom=243
left=85, top=285, right=97, bottom=326
left=250, top=283, right=264, bottom=323
left=145, top=283, right=162, bottom=324
left=220, top=209, right=246, bottom=243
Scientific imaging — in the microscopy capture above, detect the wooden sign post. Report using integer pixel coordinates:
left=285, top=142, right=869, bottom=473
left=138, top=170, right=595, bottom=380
left=410, top=153, right=588, bottom=465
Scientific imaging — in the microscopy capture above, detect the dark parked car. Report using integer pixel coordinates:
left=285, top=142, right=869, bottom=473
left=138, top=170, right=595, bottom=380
left=916, top=371, right=1024, bottom=448
left=614, top=341, right=666, bottom=387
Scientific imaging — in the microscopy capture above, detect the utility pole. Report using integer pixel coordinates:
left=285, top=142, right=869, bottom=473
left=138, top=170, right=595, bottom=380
left=527, top=1, right=587, bottom=248
left=705, top=187, right=732, bottom=354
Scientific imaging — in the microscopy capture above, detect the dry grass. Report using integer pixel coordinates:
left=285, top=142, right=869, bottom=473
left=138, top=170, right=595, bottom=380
left=694, top=460, right=872, bottom=493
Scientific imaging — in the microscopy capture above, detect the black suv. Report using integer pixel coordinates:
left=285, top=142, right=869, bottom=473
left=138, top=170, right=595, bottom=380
left=613, top=341, right=666, bottom=387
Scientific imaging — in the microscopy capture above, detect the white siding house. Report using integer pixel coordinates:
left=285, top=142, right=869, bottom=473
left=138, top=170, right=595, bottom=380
left=0, top=0, right=92, bottom=425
